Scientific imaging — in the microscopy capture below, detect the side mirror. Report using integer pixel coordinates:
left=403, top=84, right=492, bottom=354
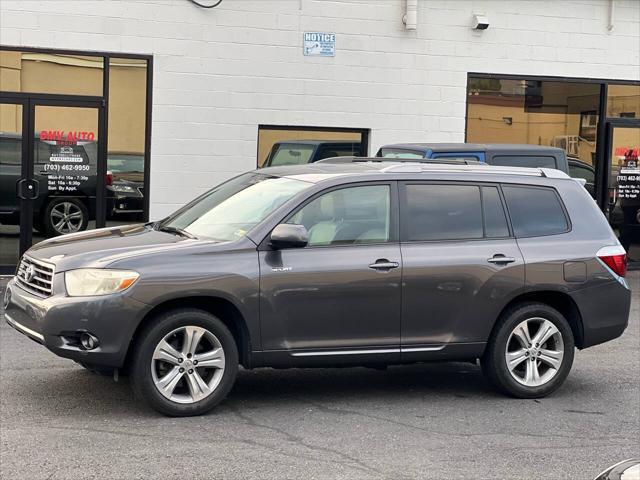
left=269, top=224, right=308, bottom=249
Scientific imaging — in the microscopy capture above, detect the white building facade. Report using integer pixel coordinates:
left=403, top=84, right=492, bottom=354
left=0, top=0, right=639, bottom=269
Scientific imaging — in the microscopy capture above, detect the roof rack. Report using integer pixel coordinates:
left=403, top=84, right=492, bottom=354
left=317, top=156, right=482, bottom=166
left=317, top=156, right=571, bottom=179
left=378, top=162, right=570, bottom=179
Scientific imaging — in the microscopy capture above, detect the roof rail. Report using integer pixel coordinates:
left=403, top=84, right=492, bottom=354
left=317, top=156, right=483, bottom=166
left=378, top=162, right=571, bottom=178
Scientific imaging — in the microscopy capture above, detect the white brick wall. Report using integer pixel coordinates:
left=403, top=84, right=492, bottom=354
left=1, top=0, right=639, bottom=218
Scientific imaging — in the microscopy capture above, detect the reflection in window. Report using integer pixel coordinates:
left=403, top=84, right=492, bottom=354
left=467, top=76, right=600, bottom=170
left=607, top=85, right=640, bottom=119
left=0, top=51, right=103, bottom=96
left=107, top=58, right=147, bottom=224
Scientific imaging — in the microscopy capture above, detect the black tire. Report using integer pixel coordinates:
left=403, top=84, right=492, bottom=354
left=43, top=197, right=89, bottom=237
left=482, top=302, right=575, bottom=399
left=131, top=309, right=238, bottom=417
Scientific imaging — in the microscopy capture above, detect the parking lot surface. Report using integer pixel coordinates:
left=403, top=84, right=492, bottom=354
left=1, top=274, right=639, bottom=480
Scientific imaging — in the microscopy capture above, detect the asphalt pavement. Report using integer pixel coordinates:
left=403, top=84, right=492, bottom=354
left=1, top=274, right=639, bottom=480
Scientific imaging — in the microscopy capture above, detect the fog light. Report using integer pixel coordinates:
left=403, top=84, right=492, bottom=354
left=80, top=332, right=100, bottom=350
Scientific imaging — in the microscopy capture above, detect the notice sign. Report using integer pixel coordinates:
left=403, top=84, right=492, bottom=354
left=303, top=32, right=336, bottom=57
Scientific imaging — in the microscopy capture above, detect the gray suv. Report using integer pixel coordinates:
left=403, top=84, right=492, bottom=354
left=4, top=161, right=631, bottom=416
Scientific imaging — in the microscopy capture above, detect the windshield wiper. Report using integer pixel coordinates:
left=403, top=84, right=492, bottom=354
left=157, top=225, right=198, bottom=239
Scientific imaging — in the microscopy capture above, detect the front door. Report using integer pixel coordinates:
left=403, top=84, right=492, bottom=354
left=0, top=98, right=104, bottom=274
left=605, top=123, right=640, bottom=264
left=259, top=182, right=402, bottom=364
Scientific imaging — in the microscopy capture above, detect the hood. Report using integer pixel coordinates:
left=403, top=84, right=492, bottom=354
left=26, top=224, right=214, bottom=272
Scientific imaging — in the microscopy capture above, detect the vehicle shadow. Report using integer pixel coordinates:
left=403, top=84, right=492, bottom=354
left=6, top=360, right=598, bottom=419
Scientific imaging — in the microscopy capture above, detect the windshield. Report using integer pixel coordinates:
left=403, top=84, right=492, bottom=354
left=160, top=172, right=311, bottom=241
left=269, top=144, right=315, bottom=166
left=379, top=148, right=426, bottom=159
left=108, top=155, right=144, bottom=172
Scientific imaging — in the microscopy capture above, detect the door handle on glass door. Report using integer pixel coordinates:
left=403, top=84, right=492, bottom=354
left=487, top=255, right=516, bottom=264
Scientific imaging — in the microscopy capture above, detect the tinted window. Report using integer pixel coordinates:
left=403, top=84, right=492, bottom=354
left=489, top=155, right=557, bottom=169
left=482, top=186, right=510, bottom=237
left=432, top=153, right=483, bottom=161
left=288, top=185, right=390, bottom=246
left=405, top=184, right=483, bottom=241
left=0, top=138, right=21, bottom=165
left=568, top=163, right=595, bottom=183
left=315, top=146, right=360, bottom=161
left=502, top=186, right=568, bottom=237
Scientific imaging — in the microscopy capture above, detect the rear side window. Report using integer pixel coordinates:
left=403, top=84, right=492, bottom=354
left=502, top=186, right=569, bottom=237
left=489, top=155, right=557, bottom=169
left=482, top=187, right=510, bottom=237
left=405, top=184, right=483, bottom=240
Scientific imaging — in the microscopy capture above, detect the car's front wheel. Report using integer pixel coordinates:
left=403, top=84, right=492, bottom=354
left=482, top=302, right=575, bottom=398
left=43, top=197, right=88, bottom=237
left=131, top=309, right=238, bottom=416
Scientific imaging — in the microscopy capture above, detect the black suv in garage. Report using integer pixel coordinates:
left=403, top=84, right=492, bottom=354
left=5, top=160, right=631, bottom=416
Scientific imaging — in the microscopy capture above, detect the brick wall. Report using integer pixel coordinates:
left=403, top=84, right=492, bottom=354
left=1, top=0, right=639, bottom=218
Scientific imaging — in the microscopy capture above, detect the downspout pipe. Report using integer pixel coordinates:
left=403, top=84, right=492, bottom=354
left=403, top=0, right=418, bottom=30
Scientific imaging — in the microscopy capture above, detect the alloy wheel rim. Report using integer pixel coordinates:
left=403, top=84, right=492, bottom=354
left=151, top=326, right=226, bottom=404
left=50, top=202, right=83, bottom=234
left=505, top=317, right=564, bottom=388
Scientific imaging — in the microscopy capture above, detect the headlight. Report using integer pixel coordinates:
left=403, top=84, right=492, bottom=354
left=65, top=269, right=139, bottom=296
left=111, top=185, right=136, bottom=193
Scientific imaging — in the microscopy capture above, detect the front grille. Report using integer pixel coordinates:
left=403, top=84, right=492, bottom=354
left=16, top=256, right=55, bottom=297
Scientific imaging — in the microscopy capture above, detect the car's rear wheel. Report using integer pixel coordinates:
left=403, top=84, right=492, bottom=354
left=131, top=309, right=238, bottom=416
left=482, top=302, right=574, bottom=398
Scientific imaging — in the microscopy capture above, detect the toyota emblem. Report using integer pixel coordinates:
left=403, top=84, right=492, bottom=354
left=24, top=264, right=36, bottom=283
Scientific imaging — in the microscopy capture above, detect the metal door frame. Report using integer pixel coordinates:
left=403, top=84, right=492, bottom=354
left=0, top=95, right=105, bottom=273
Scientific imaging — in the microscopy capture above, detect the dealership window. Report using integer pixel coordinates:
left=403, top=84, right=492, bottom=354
left=257, top=125, right=369, bottom=167
left=0, top=51, right=103, bottom=96
left=607, top=85, right=640, bottom=119
left=0, top=46, right=151, bottom=272
left=106, top=58, right=148, bottom=225
left=467, top=77, right=601, bottom=168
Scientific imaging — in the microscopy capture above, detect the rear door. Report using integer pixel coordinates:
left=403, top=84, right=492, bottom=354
left=399, top=182, right=525, bottom=360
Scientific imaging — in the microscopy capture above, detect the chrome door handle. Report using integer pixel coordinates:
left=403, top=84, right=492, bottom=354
left=487, top=256, right=516, bottom=264
left=369, top=260, right=399, bottom=270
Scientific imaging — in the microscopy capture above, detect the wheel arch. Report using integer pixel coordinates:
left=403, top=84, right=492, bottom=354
left=124, top=295, right=253, bottom=370
left=493, top=290, right=585, bottom=349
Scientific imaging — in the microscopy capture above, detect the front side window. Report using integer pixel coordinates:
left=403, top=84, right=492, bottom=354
left=502, top=186, right=569, bottom=237
left=162, top=173, right=312, bottom=241
left=405, top=184, right=483, bottom=241
left=288, top=185, right=390, bottom=246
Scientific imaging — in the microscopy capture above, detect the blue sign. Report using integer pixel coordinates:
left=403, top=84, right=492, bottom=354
left=303, top=32, right=336, bottom=57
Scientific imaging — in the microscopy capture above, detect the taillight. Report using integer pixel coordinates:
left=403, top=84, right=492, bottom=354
left=597, top=245, right=627, bottom=277
left=106, top=171, right=113, bottom=186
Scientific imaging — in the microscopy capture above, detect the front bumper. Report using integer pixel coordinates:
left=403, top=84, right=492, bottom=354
left=4, top=276, right=151, bottom=368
